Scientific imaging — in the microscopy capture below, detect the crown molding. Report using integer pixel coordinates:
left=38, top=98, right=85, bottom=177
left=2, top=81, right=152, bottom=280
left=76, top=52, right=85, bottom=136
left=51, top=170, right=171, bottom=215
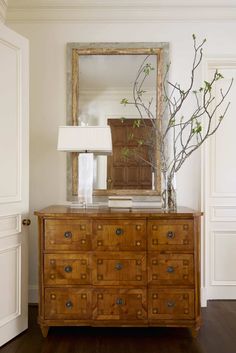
left=7, top=0, right=236, bottom=6
left=6, top=1, right=236, bottom=23
left=0, top=0, right=8, bottom=23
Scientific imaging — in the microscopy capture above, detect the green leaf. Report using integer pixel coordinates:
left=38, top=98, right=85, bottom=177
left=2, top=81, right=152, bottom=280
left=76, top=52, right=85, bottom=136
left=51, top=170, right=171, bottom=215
left=133, top=119, right=141, bottom=128
left=128, top=132, right=134, bottom=140
left=137, top=90, right=146, bottom=96
left=121, top=98, right=129, bottom=105
left=138, top=139, right=144, bottom=146
left=195, top=125, right=202, bottom=133
left=215, top=70, right=224, bottom=80
left=122, top=147, right=130, bottom=158
left=204, top=81, right=212, bottom=92
left=143, top=63, right=155, bottom=75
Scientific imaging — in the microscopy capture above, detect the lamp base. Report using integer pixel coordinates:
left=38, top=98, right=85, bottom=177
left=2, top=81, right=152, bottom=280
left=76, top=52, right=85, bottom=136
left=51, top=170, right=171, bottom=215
left=78, top=153, right=93, bottom=205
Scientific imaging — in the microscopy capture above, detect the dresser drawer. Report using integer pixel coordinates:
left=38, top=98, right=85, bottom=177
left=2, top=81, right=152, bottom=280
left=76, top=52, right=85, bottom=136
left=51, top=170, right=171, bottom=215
left=45, top=288, right=91, bottom=320
left=44, top=219, right=91, bottom=250
left=93, top=252, right=146, bottom=285
left=92, top=220, right=146, bottom=251
left=148, top=289, right=194, bottom=320
left=148, top=253, right=194, bottom=286
left=93, top=288, right=147, bottom=321
left=44, top=254, right=91, bottom=285
left=148, top=220, right=193, bottom=251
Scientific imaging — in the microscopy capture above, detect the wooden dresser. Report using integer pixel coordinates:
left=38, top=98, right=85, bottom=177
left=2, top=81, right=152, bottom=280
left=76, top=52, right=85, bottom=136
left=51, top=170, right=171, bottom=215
left=35, top=205, right=201, bottom=337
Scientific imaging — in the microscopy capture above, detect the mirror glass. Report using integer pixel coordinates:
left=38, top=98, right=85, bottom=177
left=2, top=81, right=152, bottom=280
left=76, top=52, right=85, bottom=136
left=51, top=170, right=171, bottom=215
left=78, top=55, right=156, bottom=190
left=67, top=43, right=168, bottom=200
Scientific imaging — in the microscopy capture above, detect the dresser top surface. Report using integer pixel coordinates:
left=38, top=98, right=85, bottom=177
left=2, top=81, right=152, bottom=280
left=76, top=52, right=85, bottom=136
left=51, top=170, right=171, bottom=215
left=34, top=205, right=202, bottom=218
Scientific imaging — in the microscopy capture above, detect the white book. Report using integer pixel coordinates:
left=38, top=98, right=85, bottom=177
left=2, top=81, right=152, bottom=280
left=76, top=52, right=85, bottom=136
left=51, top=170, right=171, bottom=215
left=108, top=196, right=133, bottom=208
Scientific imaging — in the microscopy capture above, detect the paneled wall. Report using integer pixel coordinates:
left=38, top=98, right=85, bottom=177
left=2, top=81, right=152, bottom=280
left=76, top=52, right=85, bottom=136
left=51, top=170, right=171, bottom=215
left=202, top=61, right=236, bottom=301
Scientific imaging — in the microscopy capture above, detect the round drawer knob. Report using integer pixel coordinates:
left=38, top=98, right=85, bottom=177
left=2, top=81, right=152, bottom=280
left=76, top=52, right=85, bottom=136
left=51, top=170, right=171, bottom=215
left=167, top=266, right=174, bottom=273
left=167, top=231, right=175, bottom=239
left=115, top=228, right=124, bottom=236
left=115, top=262, right=123, bottom=270
left=116, top=298, right=124, bottom=305
left=64, top=265, right=72, bottom=273
left=136, top=241, right=141, bottom=247
left=64, top=231, right=72, bottom=239
left=50, top=274, right=55, bottom=279
left=50, top=294, right=56, bottom=300
left=81, top=239, right=86, bottom=244
left=65, top=300, right=73, bottom=309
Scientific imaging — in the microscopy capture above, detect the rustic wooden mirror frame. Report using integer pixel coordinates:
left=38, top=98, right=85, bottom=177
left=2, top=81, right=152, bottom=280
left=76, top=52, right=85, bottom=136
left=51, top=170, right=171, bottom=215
left=67, top=42, right=168, bottom=201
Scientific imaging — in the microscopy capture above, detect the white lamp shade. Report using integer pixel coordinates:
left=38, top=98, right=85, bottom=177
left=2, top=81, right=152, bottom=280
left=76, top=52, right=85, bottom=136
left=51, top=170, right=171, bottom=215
left=57, top=126, right=112, bottom=155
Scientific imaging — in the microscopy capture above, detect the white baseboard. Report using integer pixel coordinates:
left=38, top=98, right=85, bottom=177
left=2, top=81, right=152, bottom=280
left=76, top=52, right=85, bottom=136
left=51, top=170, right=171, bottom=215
left=28, top=284, right=38, bottom=304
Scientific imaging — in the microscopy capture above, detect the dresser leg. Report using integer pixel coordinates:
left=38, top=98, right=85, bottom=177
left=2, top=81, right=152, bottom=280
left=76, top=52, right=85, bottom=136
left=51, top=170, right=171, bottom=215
left=40, top=325, right=49, bottom=338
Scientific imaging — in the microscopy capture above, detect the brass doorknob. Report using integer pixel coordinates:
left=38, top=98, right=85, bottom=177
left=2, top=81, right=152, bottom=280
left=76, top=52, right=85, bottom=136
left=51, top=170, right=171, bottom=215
left=22, top=219, right=31, bottom=226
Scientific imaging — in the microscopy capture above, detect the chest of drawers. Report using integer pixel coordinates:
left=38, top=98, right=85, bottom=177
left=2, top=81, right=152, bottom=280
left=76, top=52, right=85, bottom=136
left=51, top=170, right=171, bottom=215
left=35, top=205, right=201, bottom=337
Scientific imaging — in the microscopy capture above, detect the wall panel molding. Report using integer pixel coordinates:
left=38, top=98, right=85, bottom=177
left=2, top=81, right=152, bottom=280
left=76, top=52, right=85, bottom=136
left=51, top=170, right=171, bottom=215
left=211, top=230, right=236, bottom=286
left=202, top=58, right=236, bottom=301
left=0, top=243, right=21, bottom=328
left=0, top=214, right=21, bottom=238
left=6, top=1, right=236, bottom=23
left=0, top=0, right=8, bottom=23
left=211, top=205, right=236, bottom=222
left=0, top=37, right=22, bottom=204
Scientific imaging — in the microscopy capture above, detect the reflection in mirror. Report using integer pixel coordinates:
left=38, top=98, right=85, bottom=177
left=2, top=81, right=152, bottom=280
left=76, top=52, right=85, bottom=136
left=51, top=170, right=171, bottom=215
left=67, top=43, right=168, bottom=200
left=78, top=55, right=157, bottom=191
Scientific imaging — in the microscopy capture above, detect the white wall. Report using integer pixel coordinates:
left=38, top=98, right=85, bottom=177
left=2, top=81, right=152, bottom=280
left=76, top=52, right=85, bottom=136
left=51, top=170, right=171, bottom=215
left=6, top=19, right=236, bottom=302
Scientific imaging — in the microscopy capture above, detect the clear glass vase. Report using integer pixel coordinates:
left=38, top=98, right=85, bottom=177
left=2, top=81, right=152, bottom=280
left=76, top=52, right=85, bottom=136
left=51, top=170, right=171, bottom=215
left=162, top=172, right=177, bottom=211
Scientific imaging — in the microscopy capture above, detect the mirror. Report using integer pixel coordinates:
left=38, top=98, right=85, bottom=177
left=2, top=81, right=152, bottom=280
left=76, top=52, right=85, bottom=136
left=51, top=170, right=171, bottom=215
left=67, top=43, right=168, bottom=200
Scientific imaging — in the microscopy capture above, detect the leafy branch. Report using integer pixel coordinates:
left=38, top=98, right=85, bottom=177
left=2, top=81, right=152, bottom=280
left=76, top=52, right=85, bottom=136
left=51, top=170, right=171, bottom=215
left=120, top=35, right=233, bottom=184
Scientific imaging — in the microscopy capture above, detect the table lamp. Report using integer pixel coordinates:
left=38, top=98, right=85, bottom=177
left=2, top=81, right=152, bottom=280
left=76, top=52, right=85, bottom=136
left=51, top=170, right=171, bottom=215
left=57, top=126, right=112, bottom=206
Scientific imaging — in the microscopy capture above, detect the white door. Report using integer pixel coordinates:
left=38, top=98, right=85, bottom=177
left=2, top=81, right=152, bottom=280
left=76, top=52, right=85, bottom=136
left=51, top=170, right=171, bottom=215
left=0, top=23, right=29, bottom=346
left=202, top=59, right=236, bottom=302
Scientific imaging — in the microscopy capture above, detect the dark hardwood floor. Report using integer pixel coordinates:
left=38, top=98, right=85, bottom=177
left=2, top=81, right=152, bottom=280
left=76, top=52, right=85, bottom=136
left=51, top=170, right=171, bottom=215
left=1, top=301, right=236, bottom=353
